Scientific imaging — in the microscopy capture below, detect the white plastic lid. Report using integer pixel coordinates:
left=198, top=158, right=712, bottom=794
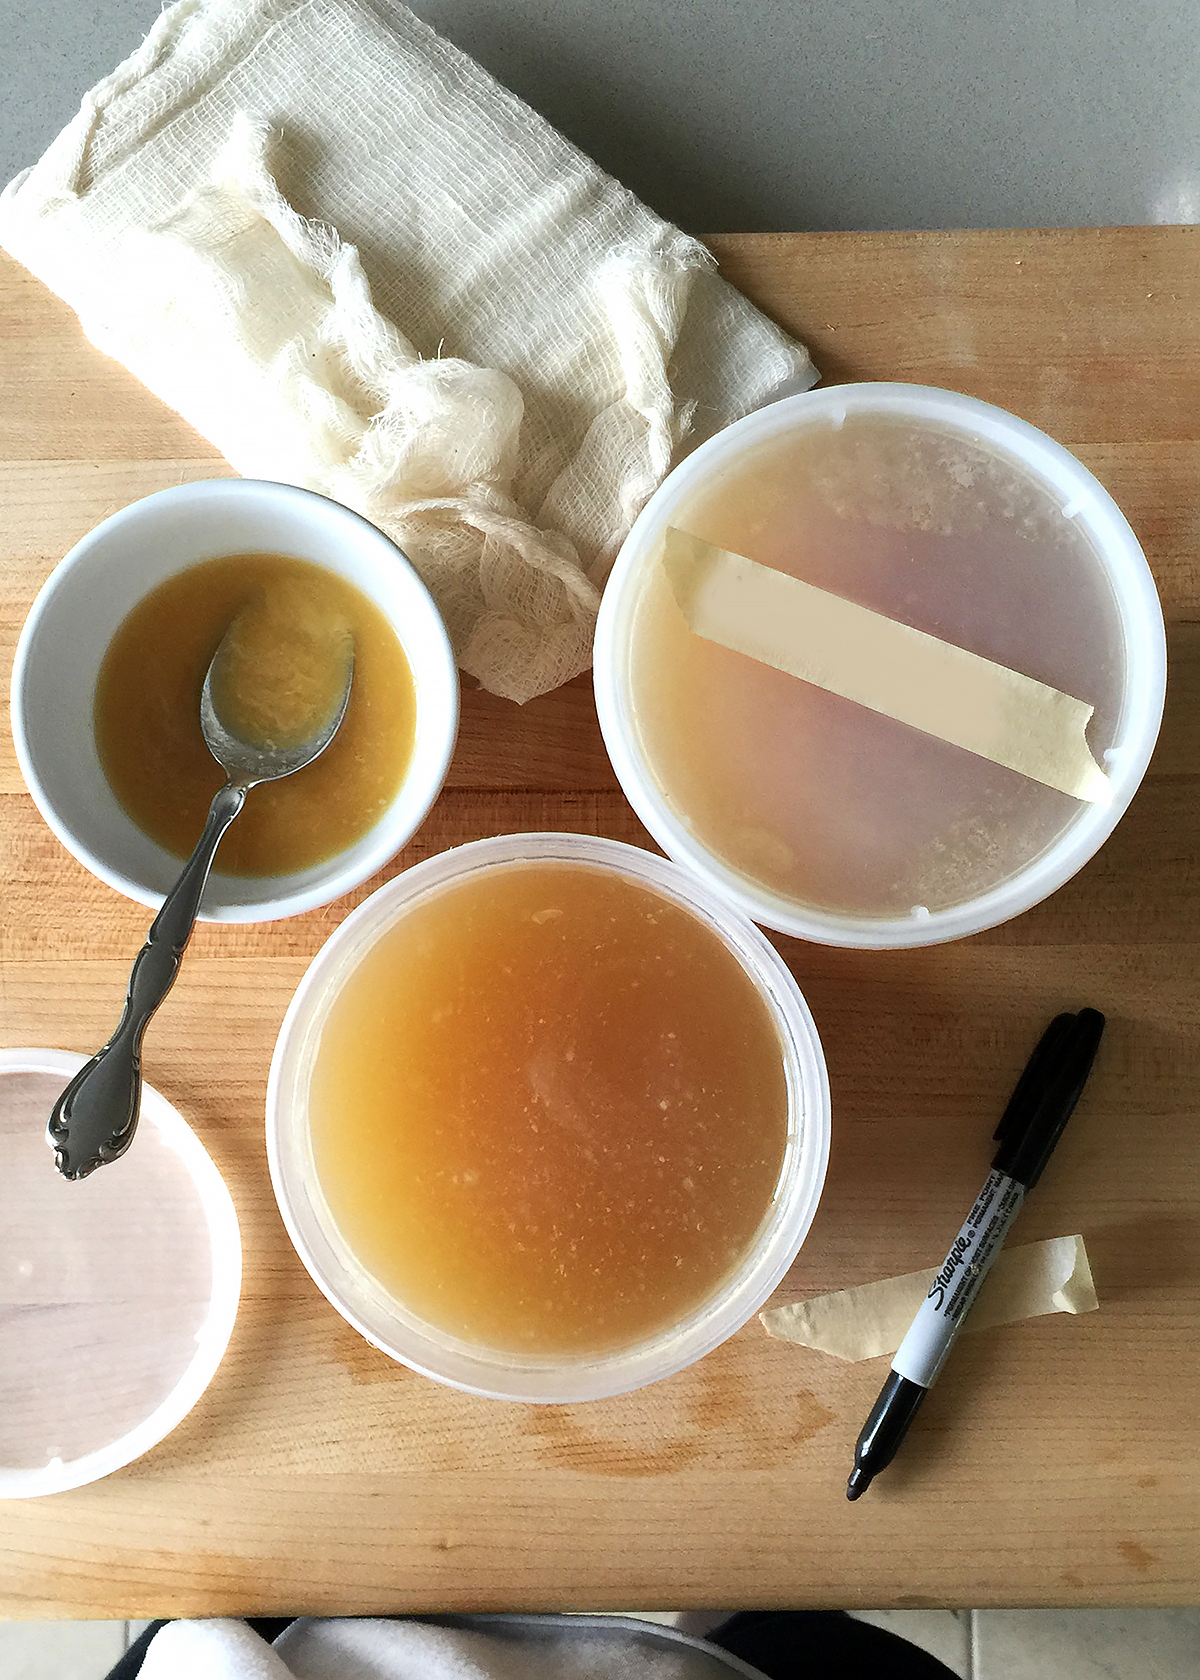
left=0, top=1050, right=241, bottom=1498
left=594, top=383, right=1167, bottom=948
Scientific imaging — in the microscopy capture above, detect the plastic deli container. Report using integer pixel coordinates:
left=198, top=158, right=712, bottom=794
left=0, top=1050, right=241, bottom=1496
left=267, top=833, right=830, bottom=1402
left=594, top=383, right=1167, bottom=948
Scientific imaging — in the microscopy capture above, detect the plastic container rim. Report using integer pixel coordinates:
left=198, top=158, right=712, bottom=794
left=593, top=381, right=1168, bottom=949
left=266, top=831, right=831, bottom=1402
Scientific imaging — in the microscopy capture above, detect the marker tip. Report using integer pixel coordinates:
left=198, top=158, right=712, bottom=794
left=846, top=1467, right=871, bottom=1501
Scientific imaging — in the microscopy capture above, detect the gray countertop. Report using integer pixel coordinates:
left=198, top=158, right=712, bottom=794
left=3, top=0, right=1197, bottom=231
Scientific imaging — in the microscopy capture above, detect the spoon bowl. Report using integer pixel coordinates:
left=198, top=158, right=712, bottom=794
left=201, top=630, right=355, bottom=785
left=47, top=623, right=355, bottom=1180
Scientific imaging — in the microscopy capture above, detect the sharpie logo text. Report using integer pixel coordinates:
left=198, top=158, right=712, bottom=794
left=926, top=1235, right=974, bottom=1311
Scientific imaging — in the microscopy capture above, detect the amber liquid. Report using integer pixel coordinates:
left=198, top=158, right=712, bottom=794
left=631, top=413, right=1126, bottom=919
left=95, top=554, right=417, bottom=877
left=309, top=862, right=788, bottom=1356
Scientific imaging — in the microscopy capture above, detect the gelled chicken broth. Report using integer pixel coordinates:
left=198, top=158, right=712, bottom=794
left=309, top=862, right=788, bottom=1356
left=630, top=414, right=1125, bottom=919
left=95, top=553, right=416, bottom=877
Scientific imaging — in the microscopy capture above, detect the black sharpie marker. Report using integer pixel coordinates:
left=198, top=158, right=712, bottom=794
left=846, top=1008, right=1105, bottom=1501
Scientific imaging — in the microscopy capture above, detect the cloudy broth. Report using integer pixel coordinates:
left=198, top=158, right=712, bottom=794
left=630, top=413, right=1125, bottom=919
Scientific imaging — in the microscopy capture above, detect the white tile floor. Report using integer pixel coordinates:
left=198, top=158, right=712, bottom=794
left=850, top=1611, right=1200, bottom=1678
left=2, top=1609, right=1200, bottom=1676
left=0, top=1620, right=129, bottom=1679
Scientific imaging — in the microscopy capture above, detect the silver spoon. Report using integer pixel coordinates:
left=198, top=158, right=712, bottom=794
left=47, top=625, right=355, bottom=1180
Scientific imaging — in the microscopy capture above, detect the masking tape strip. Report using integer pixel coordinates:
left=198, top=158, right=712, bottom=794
left=760, top=1234, right=1097, bottom=1361
left=663, top=529, right=1111, bottom=803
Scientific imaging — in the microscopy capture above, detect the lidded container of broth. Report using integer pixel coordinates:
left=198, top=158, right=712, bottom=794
left=594, top=384, right=1166, bottom=948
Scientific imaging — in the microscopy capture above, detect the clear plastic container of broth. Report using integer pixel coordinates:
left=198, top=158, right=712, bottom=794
left=594, top=384, right=1166, bottom=948
left=266, top=833, right=830, bottom=1402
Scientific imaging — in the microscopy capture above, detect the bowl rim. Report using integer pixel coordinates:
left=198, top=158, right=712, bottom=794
left=9, top=478, right=460, bottom=923
left=265, top=831, right=831, bottom=1402
left=593, top=381, right=1168, bottom=949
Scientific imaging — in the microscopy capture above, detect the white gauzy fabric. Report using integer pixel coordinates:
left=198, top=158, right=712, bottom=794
left=0, top=0, right=815, bottom=701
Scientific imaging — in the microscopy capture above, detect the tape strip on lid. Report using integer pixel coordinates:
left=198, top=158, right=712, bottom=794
left=663, top=528, right=1112, bottom=804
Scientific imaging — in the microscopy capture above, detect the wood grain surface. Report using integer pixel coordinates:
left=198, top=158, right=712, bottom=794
left=1, top=229, right=1197, bottom=1615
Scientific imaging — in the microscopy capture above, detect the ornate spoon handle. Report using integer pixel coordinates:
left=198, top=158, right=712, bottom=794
left=47, top=780, right=248, bottom=1179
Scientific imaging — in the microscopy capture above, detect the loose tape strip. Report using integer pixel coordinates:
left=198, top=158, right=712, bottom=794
left=663, top=529, right=1111, bottom=802
left=760, top=1234, right=1097, bottom=1362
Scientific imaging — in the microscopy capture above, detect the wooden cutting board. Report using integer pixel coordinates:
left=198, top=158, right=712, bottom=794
left=1, top=229, right=1198, bottom=1615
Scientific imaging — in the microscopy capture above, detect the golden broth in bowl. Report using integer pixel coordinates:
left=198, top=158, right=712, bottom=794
left=95, top=552, right=416, bottom=877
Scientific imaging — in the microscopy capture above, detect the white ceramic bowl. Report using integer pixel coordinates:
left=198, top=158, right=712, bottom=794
left=594, top=383, right=1167, bottom=948
left=266, top=832, right=831, bottom=1402
left=10, top=479, right=459, bottom=922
